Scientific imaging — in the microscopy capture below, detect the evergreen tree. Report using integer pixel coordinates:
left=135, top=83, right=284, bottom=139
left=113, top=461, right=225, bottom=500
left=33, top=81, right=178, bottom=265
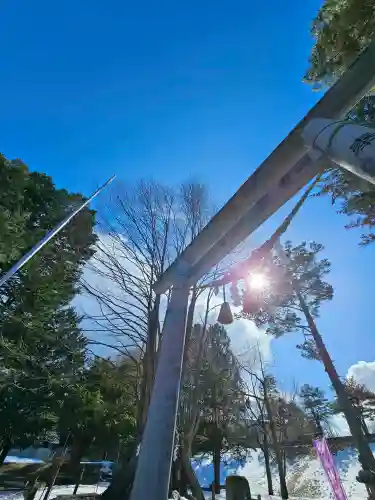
left=0, top=155, right=96, bottom=457
left=235, top=240, right=333, bottom=358
left=198, top=324, right=245, bottom=494
left=299, top=384, right=333, bottom=436
left=0, top=157, right=29, bottom=266
left=304, top=0, right=375, bottom=89
left=58, top=357, right=137, bottom=472
left=305, top=0, right=375, bottom=245
left=178, top=322, right=246, bottom=498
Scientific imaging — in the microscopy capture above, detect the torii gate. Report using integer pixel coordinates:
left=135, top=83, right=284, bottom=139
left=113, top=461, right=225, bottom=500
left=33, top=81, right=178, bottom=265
left=130, top=39, right=375, bottom=500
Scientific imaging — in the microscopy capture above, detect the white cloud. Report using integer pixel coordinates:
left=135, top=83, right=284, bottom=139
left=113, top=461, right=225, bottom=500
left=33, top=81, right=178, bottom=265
left=191, top=289, right=271, bottom=363
left=328, top=406, right=375, bottom=437
left=74, top=232, right=126, bottom=317
left=347, top=361, right=375, bottom=392
left=227, top=318, right=271, bottom=362
left=323, top=360, right=375, bottom=437
left=73, top=231, right=151, bottom=357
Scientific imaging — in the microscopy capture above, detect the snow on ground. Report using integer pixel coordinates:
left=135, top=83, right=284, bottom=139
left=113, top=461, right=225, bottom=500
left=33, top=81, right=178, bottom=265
left=4, top=457, right=44, bottom=464
left=202, top=496, right=323, bottom=500
left=3, top=446, right=374, bottom=500
left=194, top=445, right=375, bottom=499
left=0, top=484, right=109, bottom=500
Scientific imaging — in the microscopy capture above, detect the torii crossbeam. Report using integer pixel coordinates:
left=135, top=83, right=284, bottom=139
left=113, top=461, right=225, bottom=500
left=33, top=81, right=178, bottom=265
left=130, top=39, right=375, bottom=500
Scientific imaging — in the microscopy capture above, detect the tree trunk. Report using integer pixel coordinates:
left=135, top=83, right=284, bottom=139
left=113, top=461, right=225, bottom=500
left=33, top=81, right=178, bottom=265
left=263, top=386, right=288, bottom=499
left=107, top=297, right=161, bottom=500
left=24, top=477, right=40, bottom=500
left=282, top=448, right=287, bottom=479
left=43, top=445, right=70, bottom=500
left=179, top=458, right=188, bottom=497
left=73, top=466, right=85, bottom=495
left=0, top=441, right=11, bottom=466
left=180, top=446, right=205, bottom=500
left=213, top=430, right=221, bottom=494
left=295, top=288, right=375, bottom=499
left=182, top=290, right=198, bottom=370
left=138, top=296, right=160, bottom=435
left=101, top=452, right=138, bottom=500
left=169, top=456, right=180, bottom=498
left=315, top=418, right=324, bottom=437
left=262, top=435, right=274, bottom=496
left=69, top=436, right=90, bottom=470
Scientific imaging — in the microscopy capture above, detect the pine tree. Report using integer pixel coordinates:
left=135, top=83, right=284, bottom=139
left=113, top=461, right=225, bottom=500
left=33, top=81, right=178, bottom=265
left=182, top=323, right=246, bottom=497
left=305, top=0, right=375, bottom=245
left=299, top=384, right=333, bottom=436
left=235, top=239, right=375, bottom=493
left=235, top=240, right=333, bottom=358
left=304, top=0, right=375, bottom=89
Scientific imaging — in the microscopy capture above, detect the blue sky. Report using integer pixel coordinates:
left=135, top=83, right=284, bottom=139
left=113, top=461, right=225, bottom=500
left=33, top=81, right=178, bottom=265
left=2, top=0, right=375, bottom=402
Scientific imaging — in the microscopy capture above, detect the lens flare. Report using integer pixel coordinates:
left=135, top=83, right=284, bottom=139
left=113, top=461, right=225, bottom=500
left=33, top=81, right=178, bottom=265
left=248, top=272, right=268, bottom=290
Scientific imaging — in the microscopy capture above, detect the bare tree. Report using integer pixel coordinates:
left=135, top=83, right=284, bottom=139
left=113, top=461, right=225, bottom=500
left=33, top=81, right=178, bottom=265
left=242, top=368, right=274, bottom=496
left=239, top=348, right=288, bottom=499
left=82, top=180, right=175, bottom=432
left=80, top=179, right=218, bottom=500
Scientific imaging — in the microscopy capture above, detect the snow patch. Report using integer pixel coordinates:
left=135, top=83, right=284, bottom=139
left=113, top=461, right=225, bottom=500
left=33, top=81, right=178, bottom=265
left=194, top=445, right=375, bottom=499
left=0, top=484, right=109, bottom=500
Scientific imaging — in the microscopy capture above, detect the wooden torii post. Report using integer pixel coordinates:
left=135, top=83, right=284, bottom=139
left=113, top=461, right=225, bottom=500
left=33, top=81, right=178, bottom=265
left=130, top=39, right=375, bottom=500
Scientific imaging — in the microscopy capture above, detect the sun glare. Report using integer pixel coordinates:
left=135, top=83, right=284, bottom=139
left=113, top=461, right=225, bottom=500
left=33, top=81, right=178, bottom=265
left=248, top=272, right=268, bottom=291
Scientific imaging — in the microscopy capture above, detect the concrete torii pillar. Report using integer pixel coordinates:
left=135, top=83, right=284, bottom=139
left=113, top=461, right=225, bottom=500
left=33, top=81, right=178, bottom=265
left=130, top=263, right=191, bottom=500
left=303, top=118, right=375, bottom=185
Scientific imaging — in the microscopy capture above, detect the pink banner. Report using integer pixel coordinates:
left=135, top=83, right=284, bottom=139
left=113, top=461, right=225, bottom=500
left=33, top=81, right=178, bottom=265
left=314, top=437, right=347, bottom=500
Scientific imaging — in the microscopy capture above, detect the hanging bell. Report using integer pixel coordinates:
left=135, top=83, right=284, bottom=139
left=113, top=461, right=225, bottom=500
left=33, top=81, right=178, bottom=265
left=217, top=301, right=234, bottom=325
left=243, top=291, right=262, bottom=315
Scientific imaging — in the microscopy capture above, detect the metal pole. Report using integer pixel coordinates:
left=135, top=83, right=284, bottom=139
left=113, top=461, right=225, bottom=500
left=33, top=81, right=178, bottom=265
left=130, top=264, right=190, bottom=500
left=0, top=175, right=115, bottom=289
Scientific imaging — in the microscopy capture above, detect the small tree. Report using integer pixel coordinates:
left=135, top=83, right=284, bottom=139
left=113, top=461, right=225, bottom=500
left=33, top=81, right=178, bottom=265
left=199, top=324, right=246, bottom=494
left=243, top=390, right=274, bottom=496
left=239, top=349, right=289, bottom=500
left=178, top=306, right=246, bottom=499
left=299, top=384, right=333, bottom=437
left=58, top=357, right=137, bottom=472
left=0, top=309, right=86, bottom=464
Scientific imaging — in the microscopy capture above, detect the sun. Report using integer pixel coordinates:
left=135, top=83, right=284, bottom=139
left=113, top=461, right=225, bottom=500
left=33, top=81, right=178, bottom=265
left=247, top=272, right=269, bottom=291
